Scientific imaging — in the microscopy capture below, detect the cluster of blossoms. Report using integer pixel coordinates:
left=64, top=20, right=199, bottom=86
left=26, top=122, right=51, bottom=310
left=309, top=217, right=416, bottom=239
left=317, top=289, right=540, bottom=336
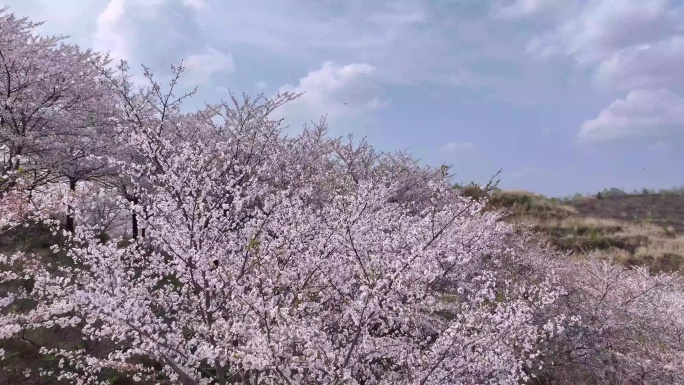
left=1, top=8, right=683, bottom=385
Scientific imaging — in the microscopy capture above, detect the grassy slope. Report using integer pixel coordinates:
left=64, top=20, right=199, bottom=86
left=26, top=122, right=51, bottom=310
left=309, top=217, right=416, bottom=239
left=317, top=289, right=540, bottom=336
left=461, top=186, right=684, bottom=273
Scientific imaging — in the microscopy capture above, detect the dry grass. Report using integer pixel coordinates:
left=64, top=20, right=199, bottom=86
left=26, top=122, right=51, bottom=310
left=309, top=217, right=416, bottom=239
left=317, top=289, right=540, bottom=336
left=478, top=189, right=684, bottom=274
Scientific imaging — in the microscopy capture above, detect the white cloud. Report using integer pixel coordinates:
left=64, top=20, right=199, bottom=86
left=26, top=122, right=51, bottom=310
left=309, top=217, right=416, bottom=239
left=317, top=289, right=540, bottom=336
left=515, top=0, right=684, bottom=146
left=493, top=0, right=544, bottom=19
left=195, top=0, right=501, bottom=88
left=183, top=48, right=235, bottom=84
left=578, top=89, right=684, bottom=142
left=94, top=0, right=129, bottom=62
left=1, top=0, right=105, bottom=47
left=526, top=0, right=680, bottom=65
left=276, top=61, right=388, bottom=127
left=492, top=0, right=570, bottom=20
left=182, top=0, right=207, bottom=10
left=521, top=0, right=684, bottom=99
left=439, top=141, right=475, bottom=152
left=594, top=36, right=684, bottom=91
left=94, top=0, right=206, bottom=66
left=94, top=0, right=172, bottom=62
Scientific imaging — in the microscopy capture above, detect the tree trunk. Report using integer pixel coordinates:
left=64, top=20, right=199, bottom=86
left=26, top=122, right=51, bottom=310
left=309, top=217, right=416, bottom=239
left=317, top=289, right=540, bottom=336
left=131, top=211, right=139, bottom=239
left=131, top=197, right=139, bottom=239
left=141, top=204, right=148, bottom=238
left=64, top=177, right=78, bottom=232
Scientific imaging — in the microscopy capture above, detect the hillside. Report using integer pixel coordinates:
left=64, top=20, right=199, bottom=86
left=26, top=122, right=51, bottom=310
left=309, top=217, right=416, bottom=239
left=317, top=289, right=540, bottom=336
left=573, top=193, right=684, bottom=234
left=460, top=186, right=684, bottom=274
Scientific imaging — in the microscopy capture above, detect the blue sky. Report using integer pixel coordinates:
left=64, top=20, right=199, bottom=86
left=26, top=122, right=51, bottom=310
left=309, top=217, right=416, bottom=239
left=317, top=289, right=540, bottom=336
left=4, top=0, right=684, bottom=197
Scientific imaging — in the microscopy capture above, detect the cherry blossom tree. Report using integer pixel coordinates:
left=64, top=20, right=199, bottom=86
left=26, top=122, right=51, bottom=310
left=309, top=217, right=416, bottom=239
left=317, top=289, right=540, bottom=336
left=0, top=8, right=113, bottom=196
left=535, top=253, right=684, bottom=384
left=2, top=63, right=569, bottom=385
